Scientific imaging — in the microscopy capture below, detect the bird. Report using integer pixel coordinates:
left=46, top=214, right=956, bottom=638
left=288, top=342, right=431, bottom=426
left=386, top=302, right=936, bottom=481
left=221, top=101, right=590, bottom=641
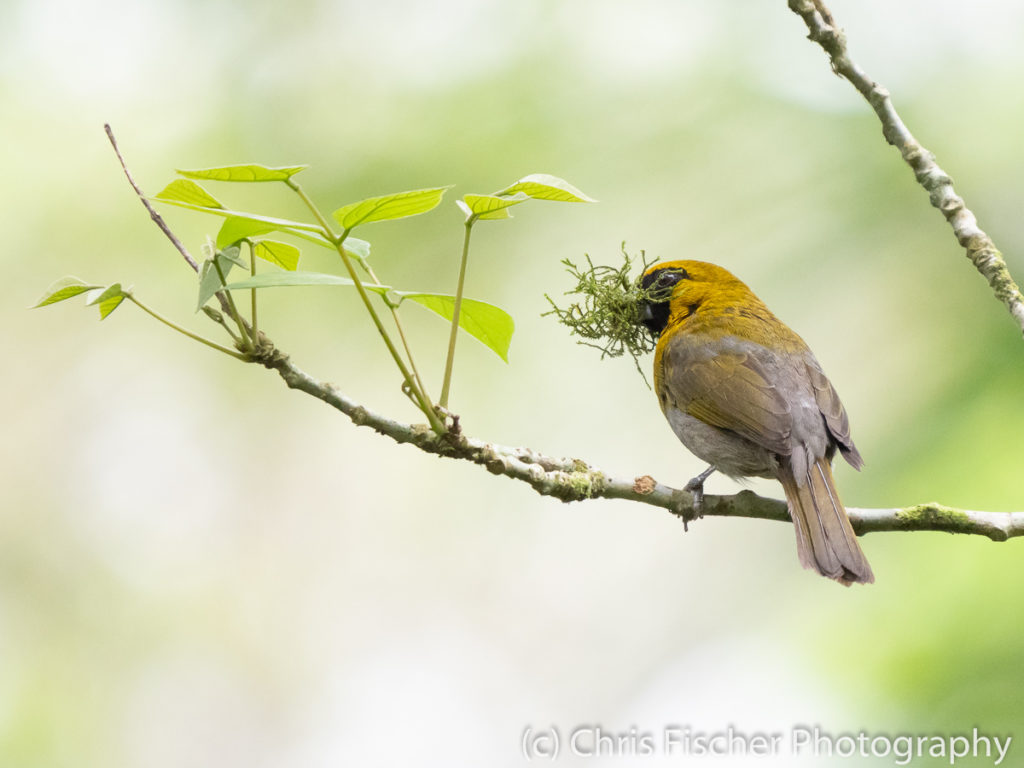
left=638, top=260, right=873, bottom=585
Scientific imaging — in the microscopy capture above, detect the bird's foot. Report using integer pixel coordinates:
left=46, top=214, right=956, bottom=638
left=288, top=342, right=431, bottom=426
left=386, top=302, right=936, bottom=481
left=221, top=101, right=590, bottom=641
left=684, top=466, right=717, bottom=521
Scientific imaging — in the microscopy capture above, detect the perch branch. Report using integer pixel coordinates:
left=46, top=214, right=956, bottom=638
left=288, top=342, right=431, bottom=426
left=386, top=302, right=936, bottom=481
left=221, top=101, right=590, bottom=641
left=263, top=353, right=1024, bottom=541
left=787, top=0, right=1024, bottom=337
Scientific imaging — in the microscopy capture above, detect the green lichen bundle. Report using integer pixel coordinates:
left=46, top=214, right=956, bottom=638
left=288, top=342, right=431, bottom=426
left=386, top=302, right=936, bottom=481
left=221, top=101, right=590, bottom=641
left=543, top=246, right=663, bottom=384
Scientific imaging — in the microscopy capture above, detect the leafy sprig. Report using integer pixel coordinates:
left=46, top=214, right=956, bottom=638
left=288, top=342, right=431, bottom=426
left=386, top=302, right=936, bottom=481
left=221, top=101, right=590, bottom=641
left=37, top=131, right=594, bottom=436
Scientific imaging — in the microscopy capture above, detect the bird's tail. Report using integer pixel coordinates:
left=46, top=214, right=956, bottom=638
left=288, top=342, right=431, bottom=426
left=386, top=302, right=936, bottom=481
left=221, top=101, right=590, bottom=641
left=778, top=457, right=874, bottom=586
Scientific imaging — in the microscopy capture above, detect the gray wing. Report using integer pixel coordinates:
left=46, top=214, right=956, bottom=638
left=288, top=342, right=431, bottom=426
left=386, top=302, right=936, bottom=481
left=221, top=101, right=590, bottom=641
left=661, top=335, right=795, bottom=457
left=804, top=356, right=863, bottom=469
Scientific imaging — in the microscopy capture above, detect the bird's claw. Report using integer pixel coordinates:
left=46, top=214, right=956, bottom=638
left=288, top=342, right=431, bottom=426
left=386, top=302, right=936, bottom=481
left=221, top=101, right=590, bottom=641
left=683, top=465, right=717, bottom=521
left=684, top=476, right=706, bottom=519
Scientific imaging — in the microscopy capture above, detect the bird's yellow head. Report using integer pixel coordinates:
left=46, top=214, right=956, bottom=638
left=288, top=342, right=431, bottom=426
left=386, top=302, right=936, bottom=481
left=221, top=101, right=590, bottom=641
left=638, top=260, right=751, bottom=337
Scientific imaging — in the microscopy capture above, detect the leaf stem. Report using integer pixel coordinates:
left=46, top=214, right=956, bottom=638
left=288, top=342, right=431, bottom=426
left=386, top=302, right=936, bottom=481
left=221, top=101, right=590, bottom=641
left=363, top=261, right=431, bottom=407
left=202, top=306, right=243, bottom=344
left=128, top=295, right=247, bottom=360
left=247, top=240, right=258, bottom=338
left=286, top=179, right=445, bottom=434
left=214, top=259, right=253, bottom=350
left=439, top=218, right=475, bottom=408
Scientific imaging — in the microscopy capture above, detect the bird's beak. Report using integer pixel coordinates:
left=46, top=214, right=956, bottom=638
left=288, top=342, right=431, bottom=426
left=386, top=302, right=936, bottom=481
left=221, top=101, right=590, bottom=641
left=639, top=301, right=655, bottom=324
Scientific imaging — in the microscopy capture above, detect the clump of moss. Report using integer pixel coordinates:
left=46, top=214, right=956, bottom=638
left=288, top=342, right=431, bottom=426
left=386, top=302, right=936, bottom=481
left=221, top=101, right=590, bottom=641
left=543, top=245, right=664, bottom=385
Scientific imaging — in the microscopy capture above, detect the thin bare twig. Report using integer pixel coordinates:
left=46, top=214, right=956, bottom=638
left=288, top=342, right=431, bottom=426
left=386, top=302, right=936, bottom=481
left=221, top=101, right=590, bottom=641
left=788, top=0, right=1024, bottom=337
left=106, top=123, right=245, bottom=326
left=105, top=124, right=200, bottom=273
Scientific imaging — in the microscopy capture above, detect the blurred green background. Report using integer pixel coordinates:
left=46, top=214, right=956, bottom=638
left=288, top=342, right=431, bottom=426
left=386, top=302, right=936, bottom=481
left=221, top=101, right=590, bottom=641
left=3, top=0, right=1024, bottom=765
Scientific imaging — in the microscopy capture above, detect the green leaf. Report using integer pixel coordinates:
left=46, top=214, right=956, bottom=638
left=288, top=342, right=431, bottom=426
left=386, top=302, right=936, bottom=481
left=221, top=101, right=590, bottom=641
left=196, top=248, right=240, bottom=310
left=154, top=198, right=333, bottom=246
left=177, top=164, right=308, bottom=182
left=197, top=263, right=223, bottom=311
left=224, top=271, right=391, bottom=297
left=156, top=198, right=371, bottom=259
left=461, top=192, right=530, bottom=221
left=33, top=277, right=103, bottom=308
left=87, top=283, right=128, bottom=320
left=253, top=240, right=300, bottom=271
left=332, top=186, right=451, bottom=230
left=497, top=173, right=596, bottom=203
left=343, top=237, right=371, bottom=261
left=398, top=293, right=514, bottom=362
left=218, top=245, right=247, bottom=269
left=242, top=230, right=367, bottom=260
left=155, top=179, right=224, bottom=208
left=216, top=216, right=278, bottom=249
left=154, top=199, right=322, bottom=233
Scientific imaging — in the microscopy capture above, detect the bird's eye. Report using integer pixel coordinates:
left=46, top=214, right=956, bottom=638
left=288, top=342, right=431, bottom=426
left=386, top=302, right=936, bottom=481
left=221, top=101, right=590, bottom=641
left=658, top=270, right=685, bottom=288
left=640, top=268, right=687, bottom=296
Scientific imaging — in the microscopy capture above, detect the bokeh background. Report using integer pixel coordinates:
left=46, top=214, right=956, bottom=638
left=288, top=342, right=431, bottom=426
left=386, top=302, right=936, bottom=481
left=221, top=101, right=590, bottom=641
left=3, top=0, right=1023, bottom=765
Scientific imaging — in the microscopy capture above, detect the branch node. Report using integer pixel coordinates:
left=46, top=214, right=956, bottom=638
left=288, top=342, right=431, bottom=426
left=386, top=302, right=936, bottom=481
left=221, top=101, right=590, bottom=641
left=668, top=489, right=696, bottom=531
left=483, top=450, right=506, bottom=475
left=527, top=464, right=547, bottom=484
left=248, top=333, right=287, bottom=368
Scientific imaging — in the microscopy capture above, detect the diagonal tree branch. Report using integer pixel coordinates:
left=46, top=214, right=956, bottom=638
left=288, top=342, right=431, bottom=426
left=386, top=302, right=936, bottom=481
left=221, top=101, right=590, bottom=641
left=787, top=0, right=1024, bottom=337
left=262, top=351, right=1024, bottom=541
